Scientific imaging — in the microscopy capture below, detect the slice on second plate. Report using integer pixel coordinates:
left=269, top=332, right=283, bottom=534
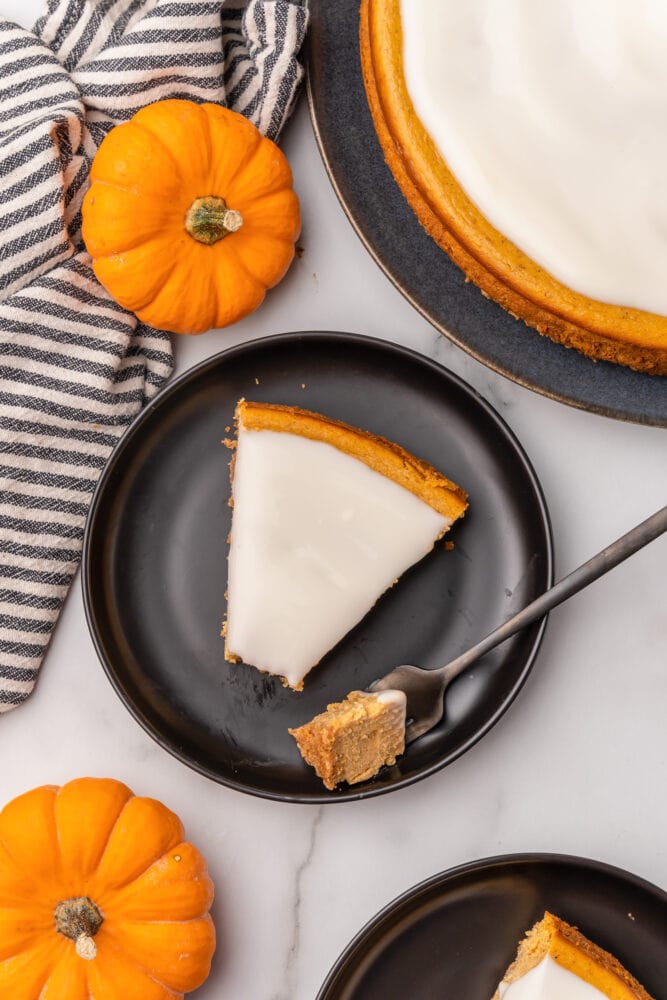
left=493, top=912, right=654, bottom=999
left=224, top=399, right=468, bottom=690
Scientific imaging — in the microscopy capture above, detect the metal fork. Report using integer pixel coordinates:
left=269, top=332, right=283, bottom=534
left=370, top=506, right=667, bottom=744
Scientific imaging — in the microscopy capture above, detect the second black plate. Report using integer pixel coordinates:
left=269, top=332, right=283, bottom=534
left=318, top=854, right=667, bottom=998
left=83, top=332, right=552, bottom=802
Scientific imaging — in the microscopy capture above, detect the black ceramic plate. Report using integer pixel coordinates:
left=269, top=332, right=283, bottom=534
left=307, top=3, right=667, bottom=427
left=318, top=854, right=667, bottom=998
left=83, top=332, right=552, bottom=802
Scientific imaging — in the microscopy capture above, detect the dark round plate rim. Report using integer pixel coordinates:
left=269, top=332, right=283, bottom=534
left=305, top=8, right=667, bottom=428
left=317, top=852, right=667, bottom=998
left=82, top=330, right=553, bottom=803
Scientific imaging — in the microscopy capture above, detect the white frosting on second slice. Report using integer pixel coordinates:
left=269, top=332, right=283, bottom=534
left=400, top=0, right=667, bottom=315
left=498, top=956, right=607, bottom=999
left=226, top=427, right=450, bottom=688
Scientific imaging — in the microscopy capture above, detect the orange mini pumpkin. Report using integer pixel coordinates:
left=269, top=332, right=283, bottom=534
left=0, top=778, right=215, bottom=999
left=82, top=99, right=301, bottom=334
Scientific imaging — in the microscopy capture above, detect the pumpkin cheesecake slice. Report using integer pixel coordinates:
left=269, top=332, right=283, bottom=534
left=224, top=399, right=467, bottom=690
left=289, top=689, right=406, bottom=790
left=492, top=912, right=654, bottom=999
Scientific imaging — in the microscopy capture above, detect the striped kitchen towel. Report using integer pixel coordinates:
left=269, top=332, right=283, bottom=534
left=0, top=0, right=308, bottom=712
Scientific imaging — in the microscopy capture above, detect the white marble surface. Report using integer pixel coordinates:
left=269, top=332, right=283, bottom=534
left=2, top=6, right=667, bottom=998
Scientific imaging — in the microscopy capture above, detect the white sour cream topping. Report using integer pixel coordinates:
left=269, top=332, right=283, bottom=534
left=498, top=956, right=607, bottom=999
left=401, top=0, right=667, bottom=315
left=226, top=427, right=449, bottom=688
left=374, top=689, right=407, bottom=711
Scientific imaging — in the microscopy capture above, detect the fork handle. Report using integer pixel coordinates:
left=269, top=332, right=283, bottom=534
left=442, top=505, right=667, bottom=682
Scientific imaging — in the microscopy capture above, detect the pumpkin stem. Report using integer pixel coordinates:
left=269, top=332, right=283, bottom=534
left=54, top=896, right=103, bottom=961
left=185, top=195, right=243, bottom=245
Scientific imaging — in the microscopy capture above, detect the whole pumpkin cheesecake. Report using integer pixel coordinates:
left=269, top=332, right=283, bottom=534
left=492, top=912, right=654, bottom=999
left=224, top=399, right=467, bottom=690
left=360, top=1, right=667, bottom=375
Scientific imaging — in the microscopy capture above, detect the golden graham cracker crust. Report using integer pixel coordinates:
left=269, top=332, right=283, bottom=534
left=492, top=912, right=654, bottom=1000
left=359, top=0, right=667, bottom=375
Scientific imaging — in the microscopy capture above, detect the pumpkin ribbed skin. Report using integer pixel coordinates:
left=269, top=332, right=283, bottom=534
left=82, top=99, right=300, bottom=334
left=0, top=778, right=215, bottom=999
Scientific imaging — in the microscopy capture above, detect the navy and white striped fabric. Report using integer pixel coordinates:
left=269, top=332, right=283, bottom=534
left=0, top=0, right=308, bottom=712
